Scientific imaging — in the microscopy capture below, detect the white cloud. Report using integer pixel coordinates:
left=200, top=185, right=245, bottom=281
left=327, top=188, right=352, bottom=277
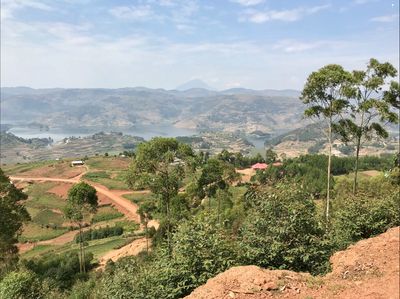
left=240, top=4, right=331, bottom=23
left=353, top=0, right=377, bottom=5
left=1, top=0, right=53, bottom=20
left=273, top=39, right=348, bottom=53
left=232, top=0, right=264, bottom=6
left=371, top=14, right=399, bottom=23
left=109, top=5, right=154, bottom=21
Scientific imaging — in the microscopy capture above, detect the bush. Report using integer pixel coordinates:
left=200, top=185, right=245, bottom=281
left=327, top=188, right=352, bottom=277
left=239, top=183, right=332, bottom=275
left=332, top=176, right=400, bottom=248
left=98, top=213, right=238, bottom=299
left=22, top=252, right=93, bottom=290
left=0, top=270, right=43, bottom=299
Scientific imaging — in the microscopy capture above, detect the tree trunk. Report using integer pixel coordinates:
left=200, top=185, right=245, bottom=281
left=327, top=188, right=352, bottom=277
left=326, top=118, right=332, bottom=228
left=218, top=196, right=221, bottom=224
left=166, top=198, right=171, bottom=254
left=145, top=221, right=149, bottom=253
left=353, top=136, right=361, bottom=194
left=78, top=224, right=83, bottom=273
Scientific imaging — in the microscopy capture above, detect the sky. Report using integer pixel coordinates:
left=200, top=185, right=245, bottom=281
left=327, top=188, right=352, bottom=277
left=1, top=0, right=399, bottom=90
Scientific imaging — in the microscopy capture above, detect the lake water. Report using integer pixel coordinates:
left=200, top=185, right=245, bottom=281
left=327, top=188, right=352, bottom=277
left=7, top=124, right=198, bottom=143
left=6, top=124, right=268, bottom=150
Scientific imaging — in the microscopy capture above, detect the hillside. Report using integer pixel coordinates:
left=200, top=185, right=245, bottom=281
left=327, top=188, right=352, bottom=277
left=0, top=131, right=256, bottom=164
left=185, top=227, right=400, bottom=299
left=0, top=131, right=144, bottom=164
left=1, top=87, right=304, bottom=136
left=266, top=123, right=399, bottom=158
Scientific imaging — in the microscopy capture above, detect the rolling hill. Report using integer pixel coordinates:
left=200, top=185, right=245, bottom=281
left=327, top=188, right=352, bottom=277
left=1, top=87, right=304, bottom=137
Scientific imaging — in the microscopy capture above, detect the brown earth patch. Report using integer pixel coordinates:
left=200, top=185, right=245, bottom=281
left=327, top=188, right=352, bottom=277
left=98, top=237, right=150, bottom=268
left=47, top=182, right=73, bottom=199
left=236, top=168, right=255, bottom=183
left=186, top=227, right=400, bottom=299
left=16, top=162, right=86, bottom=179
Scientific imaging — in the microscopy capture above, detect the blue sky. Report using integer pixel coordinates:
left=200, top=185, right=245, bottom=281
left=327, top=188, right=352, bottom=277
left=1, top=0, right=399, bottom=90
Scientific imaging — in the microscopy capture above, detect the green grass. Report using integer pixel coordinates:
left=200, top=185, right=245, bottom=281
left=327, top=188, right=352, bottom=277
left=87, top=177, right=129, bottom=190
left=115, top=220, right=140, bottom=233
left=27, top=193, right=66, bottom=210
left=21, top=182, right=68, bottom=241
left=334, top=170, right=382, bottom=183
left=22, top=235, right=129, bottom=260
left=83, top=171, right=111, bottom=180
left=21, top=245, right=58, bottom=259
left=85, top=157, right=130, bottom=171
left=230, top=186, right=247, bottom=202
left=83, top=170, right=129, bottom=190
left=84, top=236, right=128, bottom=259
left=2, top=160, right=55, bottom=175
left=24, top=182, right=67, bottom=210
left=123, top=192, right=155, bottom=205
left=32, top=209, right=64, bottom=226
left=20, top=223, right=68, bottom=242
left=92, top=206, right=124, bottom=223
left=26, top=206, right=41, bottom=218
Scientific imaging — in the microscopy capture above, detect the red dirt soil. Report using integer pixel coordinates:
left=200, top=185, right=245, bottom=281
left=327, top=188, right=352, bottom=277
left=185, top=227, right=400, bottom=299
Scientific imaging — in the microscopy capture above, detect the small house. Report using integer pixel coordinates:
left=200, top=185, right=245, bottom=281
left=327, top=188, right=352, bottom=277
left=71, top=160, right=85, bottom=166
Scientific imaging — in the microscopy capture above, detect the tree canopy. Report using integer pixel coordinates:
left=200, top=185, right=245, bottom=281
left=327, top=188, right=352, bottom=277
left=0, top=169, right=30, bottom=276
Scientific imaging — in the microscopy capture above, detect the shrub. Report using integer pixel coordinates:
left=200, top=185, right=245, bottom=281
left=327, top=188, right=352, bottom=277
left=22, top=252, right=93, bottom=290
left=74, top=226, right=124, bottom=243
left=239, top=183, right=332, bottom=275
left=98, top=213, right=238, bottom=299
left=332, top=176, right=400, bottom=248
left=0, top=270, right=43, bottom=299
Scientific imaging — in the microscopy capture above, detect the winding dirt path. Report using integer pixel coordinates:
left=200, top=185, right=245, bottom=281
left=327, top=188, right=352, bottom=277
left=12, top=175, right=159, bottom=261
left=11, top=176, right=145, bottom=222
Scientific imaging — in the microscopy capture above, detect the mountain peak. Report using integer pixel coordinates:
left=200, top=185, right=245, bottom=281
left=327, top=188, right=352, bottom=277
left=175, top=79, right=215, bottom=91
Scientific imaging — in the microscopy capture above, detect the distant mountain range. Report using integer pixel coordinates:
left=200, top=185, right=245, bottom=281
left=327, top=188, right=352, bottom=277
left=176, top=79, right=216, bottom=91
left=1, top=86, right=304, bottom=137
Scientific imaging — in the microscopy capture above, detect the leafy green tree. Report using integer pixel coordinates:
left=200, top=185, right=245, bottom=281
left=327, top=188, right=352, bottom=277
left=0, top=168, right=30, bottom=276
left=196, top=159, right=238, bottom=222
left=64, top=182, right=98, bottom=273
left=384, top=80, right=400, bottom=166
left=126, top=137, right=194, bottom=252
left=301, top=64, right=352, bottom=225
left=0, top=270, right=43, bottom=299
left=334, top=58, right=398, bottom=193
left=265, top=148, right=278, bottom=164
left=239, top=183, right=331, bottom=274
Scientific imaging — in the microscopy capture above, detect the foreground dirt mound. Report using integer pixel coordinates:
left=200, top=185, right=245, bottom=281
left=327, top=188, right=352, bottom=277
left=185, top=227, right=399, bottom=299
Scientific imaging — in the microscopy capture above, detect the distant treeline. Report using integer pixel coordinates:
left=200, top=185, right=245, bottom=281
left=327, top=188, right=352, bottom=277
left=253, top=154, right=395, bottom=197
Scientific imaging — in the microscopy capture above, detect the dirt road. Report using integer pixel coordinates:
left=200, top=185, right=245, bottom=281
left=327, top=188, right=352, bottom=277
left=12, top=175, right=159, bottom=260
left=11, top=176, right=143, bottom=222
